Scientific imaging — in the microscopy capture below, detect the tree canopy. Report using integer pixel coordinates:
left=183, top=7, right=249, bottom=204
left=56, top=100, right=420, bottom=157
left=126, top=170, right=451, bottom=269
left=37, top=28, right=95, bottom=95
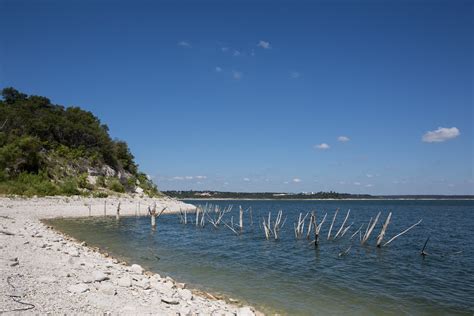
left=0, top=87, right=157, bottom=196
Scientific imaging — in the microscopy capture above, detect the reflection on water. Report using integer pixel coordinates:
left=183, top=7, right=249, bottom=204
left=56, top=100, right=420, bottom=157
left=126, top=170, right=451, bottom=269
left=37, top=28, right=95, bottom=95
left=48, top=199, right=474, bottom=315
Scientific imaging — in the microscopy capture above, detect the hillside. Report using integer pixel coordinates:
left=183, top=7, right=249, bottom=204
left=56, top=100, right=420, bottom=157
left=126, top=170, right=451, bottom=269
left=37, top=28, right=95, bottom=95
left=0, top=87, right=159, bottom=197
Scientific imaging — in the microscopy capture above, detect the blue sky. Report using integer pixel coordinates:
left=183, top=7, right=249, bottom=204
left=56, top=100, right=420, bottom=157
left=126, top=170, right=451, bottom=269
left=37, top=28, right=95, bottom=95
left=1, top=0, right=472, bottom=194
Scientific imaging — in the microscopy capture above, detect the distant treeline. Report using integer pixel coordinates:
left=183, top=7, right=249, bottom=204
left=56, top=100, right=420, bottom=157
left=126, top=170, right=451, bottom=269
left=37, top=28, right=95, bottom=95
left=164, top=190, right=473, bottom=200
left=164, top=190, right=373, bottom=199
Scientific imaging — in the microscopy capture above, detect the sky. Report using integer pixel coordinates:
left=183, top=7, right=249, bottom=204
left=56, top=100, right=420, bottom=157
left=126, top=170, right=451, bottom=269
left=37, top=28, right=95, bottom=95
left=1, top=0, right=473, bottom=195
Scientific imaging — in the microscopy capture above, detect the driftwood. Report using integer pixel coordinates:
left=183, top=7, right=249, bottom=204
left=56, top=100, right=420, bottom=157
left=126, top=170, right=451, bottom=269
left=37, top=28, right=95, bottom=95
left=338, top=245, right=352, bottom=257
left=148, top=203, right=167, bottom=228
left=350, top=223, right=364, bottom=240
left=376, top=212, right=392, bottom=247
left=361, top=212, right=381, bottom=245
left=262, top=210, right=286, bottom=240
left=309, top=212, right=327, bottom=247
left=421, top=237, right=429, bottom=257
left=383, top=219, right=422, bottom=246
left=116, top=202, right=121, bottom=220
left=334, top=209, right=350, bottom=239
left=294, top=212, right=309, bottom=239
left=327, top=209, right=339, bottom=240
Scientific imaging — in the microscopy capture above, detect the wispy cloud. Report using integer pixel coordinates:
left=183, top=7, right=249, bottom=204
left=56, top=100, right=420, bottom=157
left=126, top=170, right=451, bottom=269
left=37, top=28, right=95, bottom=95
left=232, top=71, right=242, bottom=80
left=178, top=41, right=191, bottom=48
left=422, top=127, right=460, bottom=143
left=366, top=174, right=374, bottom=178
left=315, top=143, right=330, bottom=150
left=243, top=177, right=250, bottom=182
left=290, top=71, right=301, bottom=79
left=221, top=47, right=229, bottom=52
left=353, top=182, right=361, bottom=186
left=337, top=136, right=350, bottom=142
left=365, top=184, right=373, bottom=188
left=171, top=175, right=206, bottom=181
left=257, top=40, right=271, bottom=49
left=233, top=50, right=241, bottom=57
left=292, top=178, right=302, bottom=183
left=215, top=66, right=222, bottom=72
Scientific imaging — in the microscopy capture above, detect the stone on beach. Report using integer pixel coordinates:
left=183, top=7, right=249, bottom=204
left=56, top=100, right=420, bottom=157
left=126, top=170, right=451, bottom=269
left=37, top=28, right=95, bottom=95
left=67, top=283, right=89, bottom=294
left=130, top=264, right=144, bottom=274
left=92, top=270, right=108, bottom=282
left=117, top=275, right=133, bottom=287
left=0, top=196, right=256, bottom=315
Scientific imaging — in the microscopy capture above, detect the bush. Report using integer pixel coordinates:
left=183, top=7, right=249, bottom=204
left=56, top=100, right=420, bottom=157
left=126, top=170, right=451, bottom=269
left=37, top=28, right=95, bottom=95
left=0, top=172, right=58, bottom=196
left=59, top=178, right=80, bottom=196
left=92, top=191, right=108, bottom=198
left=108, top=178, right=124, bottom=193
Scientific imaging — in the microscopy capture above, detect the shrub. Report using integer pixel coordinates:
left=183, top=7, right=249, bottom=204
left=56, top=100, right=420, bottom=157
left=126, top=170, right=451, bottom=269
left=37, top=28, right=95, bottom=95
left=59, top=178, right=80, bottom=195
left=108, top=178, right=124, bottom=193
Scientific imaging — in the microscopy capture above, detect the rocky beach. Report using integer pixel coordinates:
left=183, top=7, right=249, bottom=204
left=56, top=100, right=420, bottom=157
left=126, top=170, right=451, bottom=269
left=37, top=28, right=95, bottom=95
left=0, top=196, right=258, bottom=315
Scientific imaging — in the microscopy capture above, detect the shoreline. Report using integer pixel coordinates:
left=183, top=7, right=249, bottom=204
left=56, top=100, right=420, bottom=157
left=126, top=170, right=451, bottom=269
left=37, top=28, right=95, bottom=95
left=0, top=196, right=259, bottom=315
left=178, top=197, right=474, bottom=201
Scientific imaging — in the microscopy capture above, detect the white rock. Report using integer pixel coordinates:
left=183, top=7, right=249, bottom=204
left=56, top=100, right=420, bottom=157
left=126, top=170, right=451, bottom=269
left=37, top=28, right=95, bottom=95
left=98, top=282, right=116, bottom=295
left=93, top=271, right=108, bottom=282
left=177, top=288, right=193, bottom=301
left=38, top=276, right=57, bottom=283
left=237, top=307, right=255, bottom=316
left=130, top=264, right=144, bottom=274
left=136, top=278, right=151, bottom=290
left=82, top=275, right=94, bottom=284
left=117, top=276, right=132, bottom=287
left=67, top=283, right=89, bottom=294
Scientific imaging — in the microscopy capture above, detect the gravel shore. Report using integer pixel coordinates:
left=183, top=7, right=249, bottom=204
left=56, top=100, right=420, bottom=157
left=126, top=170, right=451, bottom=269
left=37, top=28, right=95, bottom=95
left=0, top=196, right=258, bottom=315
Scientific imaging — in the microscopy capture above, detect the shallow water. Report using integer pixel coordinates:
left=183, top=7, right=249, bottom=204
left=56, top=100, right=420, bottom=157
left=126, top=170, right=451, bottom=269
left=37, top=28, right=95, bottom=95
left=48, top=200, right=474, bottom=315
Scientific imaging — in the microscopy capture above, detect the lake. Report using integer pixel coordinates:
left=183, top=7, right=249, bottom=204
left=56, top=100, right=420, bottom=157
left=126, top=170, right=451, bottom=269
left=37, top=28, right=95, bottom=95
left=48, top=199, right=474, bottom=315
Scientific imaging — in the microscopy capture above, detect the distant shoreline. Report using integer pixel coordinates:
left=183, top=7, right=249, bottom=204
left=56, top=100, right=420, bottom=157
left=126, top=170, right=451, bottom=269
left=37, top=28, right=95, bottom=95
left=180, top=198, right=474, bottom=201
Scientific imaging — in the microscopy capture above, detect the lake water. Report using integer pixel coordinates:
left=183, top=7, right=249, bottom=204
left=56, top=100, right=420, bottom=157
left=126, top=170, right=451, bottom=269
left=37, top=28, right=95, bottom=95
left=48, top=200, right=474, bottom=315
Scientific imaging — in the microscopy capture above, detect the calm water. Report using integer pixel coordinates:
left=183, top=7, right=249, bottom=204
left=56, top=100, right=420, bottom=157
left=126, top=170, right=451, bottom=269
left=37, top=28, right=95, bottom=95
left=48, top=200, right=474, bottom=315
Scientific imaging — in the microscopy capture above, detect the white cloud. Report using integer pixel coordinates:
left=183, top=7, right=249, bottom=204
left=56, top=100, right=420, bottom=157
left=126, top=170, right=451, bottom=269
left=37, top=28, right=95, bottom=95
left=365, top=184, right=373, bottom=188
left=178, top=41, right=191, bottom=48
left=315, top=143, right=330, bottom=150
left=185, top=176, right=194, bottom=180
left=172, top=176, right=184, bottom=180
left=221, top=47, right=229, bottom=52
left=290, top=71, right=301, bottom=79
left=292, top=178, right=302, bottom=183
left=195, top=175, right=207, bottom=179
left=233, top=50, right=241, bottom=57
left=353, top=182, right=361, bottom=186
left=257, top=40, right=271, bottom=49
left=337, top=136, right=350, bottom=142
left=215, top=66, right=222, bottom=72
left=243, top=178, right=250, bottom=182
left=366, top=174, right=374, bottom=178
left=422, top=127, right=460, bottom=143
left=232, top=71, right=242, bottom=80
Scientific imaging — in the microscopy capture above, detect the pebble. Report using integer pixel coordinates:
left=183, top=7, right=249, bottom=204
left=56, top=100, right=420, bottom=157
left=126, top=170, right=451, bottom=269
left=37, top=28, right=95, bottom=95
left=237, top=306, right=255, bottom=316
left=177, top=288, right=193, bottom=301
left=93, top=271, right=108, bottom=282
left=67, top=283, right=89, bottom=294
left=117, top=276, right=132, bottom=287
left=130, top=264, right=144, bottom=274
left=98, top=282, right=116, bottom=295
left=136, top=278, right=151, bottom=290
